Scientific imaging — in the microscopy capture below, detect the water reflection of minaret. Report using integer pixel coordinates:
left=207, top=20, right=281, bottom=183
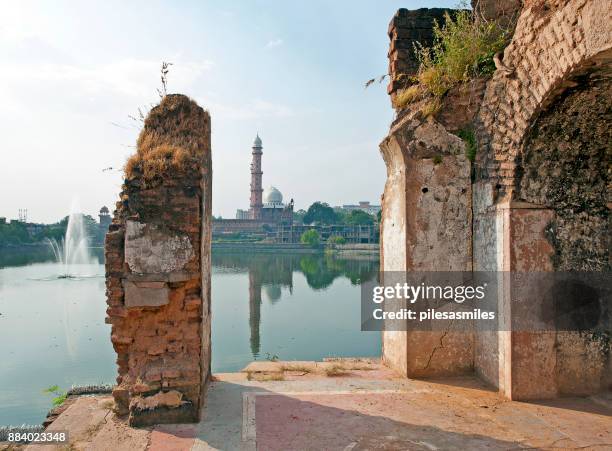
left=248, top=271, right=262, bottom=358
left=243, top=254, right=303, bottom=359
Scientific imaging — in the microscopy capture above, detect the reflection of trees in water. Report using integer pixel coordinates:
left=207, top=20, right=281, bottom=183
left=0, top=246, right=104, bottom=268
left=212, top=252, right=378, bottom=290
left=298, top=254, right=379, bottom=290
left=212, top=252, right=379, bottom=359
left=0, top=246, right=55, bottom=268
left=298, top=256, right=336, bottom=290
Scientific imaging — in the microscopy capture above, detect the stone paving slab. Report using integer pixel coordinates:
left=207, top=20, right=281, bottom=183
left=194, top=374, right=612, bottom=451
left=24, top=396, right=149, bottom=451
left=16, top=366, right=612, bottom=451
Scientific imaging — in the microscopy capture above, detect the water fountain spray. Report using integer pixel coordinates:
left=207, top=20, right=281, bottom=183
left=45, top=200, right=95, bottom=277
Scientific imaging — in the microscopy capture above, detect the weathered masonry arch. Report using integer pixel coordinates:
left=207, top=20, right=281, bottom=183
left=472, top=0, right=612, bottom=399
left=475, top=0, right=612, bottom=197
left=516, top=73, right=611, bottom=395
left=380, top=0, right=611, bottom=400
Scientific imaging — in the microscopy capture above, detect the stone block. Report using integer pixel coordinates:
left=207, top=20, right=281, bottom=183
left=124, top=220, right=195, bottom=275
left=123, top=280, right=169, bottom=308
left=107, top=306, right=128, bottom=318
left=129, top=401, right=198, bottom=427
left=111, top=334, right=133, bottom=346
left=125, top=271, right=199, bottom=283
left=241, top=361, right=283, bottom=373
left=184, top=295, right=202, bottom=310
left=162, top=369, right=181, bottom=379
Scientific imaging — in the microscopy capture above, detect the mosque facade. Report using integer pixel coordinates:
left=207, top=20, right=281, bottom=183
left=212, top=135, right=293, bottom=237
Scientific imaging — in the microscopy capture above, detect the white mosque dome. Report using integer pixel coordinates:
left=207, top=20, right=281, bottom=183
left=263, top=186, right=283, bottom=205
left=253, top=133, right=262, bottom=147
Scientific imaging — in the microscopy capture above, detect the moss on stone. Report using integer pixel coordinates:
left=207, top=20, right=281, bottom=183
left=517, top=74, right=610, bottom=271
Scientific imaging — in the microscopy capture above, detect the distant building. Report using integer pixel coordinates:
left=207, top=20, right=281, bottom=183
left=0, top=217, right=6, bottom=225
left=25, top=223, right=44, bottom=237
left=89, top=206, right=113, bottom=246
left=338, top=201, right=381, bottom=216
left=277, top=223, right=378, bottom=244
left=248, top=134, right=264, bottom=219
left=99, top=206, right=112, bottom=229
left=235, top=209, right=250, bottom=220
left=258, top=186, right=293, bottom=223
left=214, top=134, right=293, bottom=237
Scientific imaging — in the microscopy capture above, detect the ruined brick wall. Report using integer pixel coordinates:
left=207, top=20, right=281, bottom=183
left=471, top=0, right=611, bottom=397
left=105, top=94, right=211, bottom=426
left=471, top=0, right=522, bottom=26
left=387, top=8, right=455, bottom=102
left=381, top=0, right=611, bottom=398
left=386, top=2, right=521, bottom=103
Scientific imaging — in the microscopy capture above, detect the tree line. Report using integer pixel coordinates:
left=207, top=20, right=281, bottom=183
left=0, top=215, right=105, bottom=247
left=294, top=201, right=379, bottom=226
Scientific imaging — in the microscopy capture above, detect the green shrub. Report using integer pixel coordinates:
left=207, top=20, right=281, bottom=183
left=345, top=210, right=375, bottom=225
left=303, top=202, right=338, bottom=225
left=300, top=229, right=320, bottom=248
left=327, top=235, right=346, bottom=245
left=44, top=385, right=67, bottom=407
left=457, top=128, right=477, bottom=162
left=416, top=8, right=509, bottom=98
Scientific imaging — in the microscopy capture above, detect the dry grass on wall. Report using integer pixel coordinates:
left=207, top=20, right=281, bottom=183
left=124, top=94, right=209, bottom=185
left=394, top=8, right=509, bottom=113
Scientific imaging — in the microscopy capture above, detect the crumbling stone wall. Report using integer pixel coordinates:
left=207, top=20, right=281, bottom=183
left=475, top=0, right=612, bottom=200
left=472, top=0, right=611, bottom=398
left=380, top=107, right=474, bottom=377
left=105, top=94, right=211, bottom=426
left=472, top=0, right=522, bottom=27
left=517, top=74, right=611, bottom=395
left=386, top=8, right=455, bottom=102
left=381, top=0, right=610, bottom=399
left=518, top=75, right=611, bottom=271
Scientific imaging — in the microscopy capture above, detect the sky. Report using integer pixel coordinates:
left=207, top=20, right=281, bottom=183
left=0, top=0, right=455, bottom=223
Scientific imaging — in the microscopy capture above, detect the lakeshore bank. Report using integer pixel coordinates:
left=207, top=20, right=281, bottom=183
left=211, top=242, right=379, bottom=256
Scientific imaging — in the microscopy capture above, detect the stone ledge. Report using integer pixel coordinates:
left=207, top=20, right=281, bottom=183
left=124, top=271, right=199, bottom=283
left=129, top=402, right=198, bottom=427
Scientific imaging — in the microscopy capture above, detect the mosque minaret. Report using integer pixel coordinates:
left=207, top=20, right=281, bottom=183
left=244, top=134, right=292, bottom=222
left=249, top=134, right=264, bottom=219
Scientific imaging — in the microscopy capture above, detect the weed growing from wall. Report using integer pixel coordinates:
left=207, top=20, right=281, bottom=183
left=415, top=9, right=509, bottom=98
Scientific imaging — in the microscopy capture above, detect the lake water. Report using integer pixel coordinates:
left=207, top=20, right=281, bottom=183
left=0, top=249, right=380, bottom=426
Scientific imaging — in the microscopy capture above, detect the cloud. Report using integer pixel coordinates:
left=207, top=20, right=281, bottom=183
left=0, top=2, right=45, bottom=44
left=265, top=38, right=284, bottom=48
left=206, top=98, right=294, bottom=120
left=0, top=57, right=214, bottom=101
